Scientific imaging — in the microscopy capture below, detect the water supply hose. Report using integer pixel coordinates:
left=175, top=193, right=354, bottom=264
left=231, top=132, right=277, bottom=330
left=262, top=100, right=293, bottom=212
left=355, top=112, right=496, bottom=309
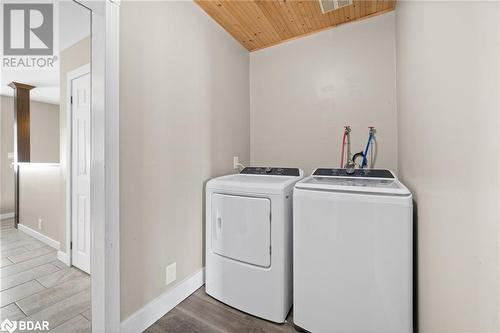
left=361, top=127, right=375, bottom=168
left=352, top=151, right=364, bottom=168
left=340, top=130, right=347, bottom=168
left=341, top=126, right=351, bottom=168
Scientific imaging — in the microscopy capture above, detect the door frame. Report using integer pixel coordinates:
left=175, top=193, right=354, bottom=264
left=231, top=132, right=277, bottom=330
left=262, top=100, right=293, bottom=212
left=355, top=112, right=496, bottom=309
left=73, top=1, right=120, bottom=331
left=64, top=63, right=91, bottom=270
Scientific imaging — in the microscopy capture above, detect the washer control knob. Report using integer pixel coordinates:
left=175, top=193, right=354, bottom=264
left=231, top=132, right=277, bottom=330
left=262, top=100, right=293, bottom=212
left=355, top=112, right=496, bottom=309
left=265, top=167, right=273, bottom=173
left=277, top=168, right=284, bottom=174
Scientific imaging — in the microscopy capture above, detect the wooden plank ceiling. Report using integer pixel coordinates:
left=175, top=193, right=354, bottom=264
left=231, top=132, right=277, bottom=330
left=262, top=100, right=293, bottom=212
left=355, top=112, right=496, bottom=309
left=195, top=0, right=396, bottom=51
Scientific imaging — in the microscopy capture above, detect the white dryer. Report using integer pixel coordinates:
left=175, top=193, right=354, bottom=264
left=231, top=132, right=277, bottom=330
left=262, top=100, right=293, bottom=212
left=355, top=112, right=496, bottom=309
left=293, top=168, right=413, bottom=333
left=206, top=167, right=303, bottom=323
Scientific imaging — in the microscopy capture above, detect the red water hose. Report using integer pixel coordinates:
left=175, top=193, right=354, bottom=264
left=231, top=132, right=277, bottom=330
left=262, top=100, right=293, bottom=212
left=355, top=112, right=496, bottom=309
left=340, top=131, right=347, bottom=168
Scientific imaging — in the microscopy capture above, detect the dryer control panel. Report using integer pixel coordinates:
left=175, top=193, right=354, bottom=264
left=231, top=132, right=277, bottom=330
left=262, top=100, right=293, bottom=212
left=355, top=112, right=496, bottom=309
left=313, top=168, right=394, bottom=179
left=241, top=167, right=301, bottom=177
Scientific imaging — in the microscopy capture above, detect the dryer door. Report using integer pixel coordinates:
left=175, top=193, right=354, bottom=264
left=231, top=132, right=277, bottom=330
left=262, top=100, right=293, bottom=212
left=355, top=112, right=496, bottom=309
left=211, top=193, right=271, bottom=267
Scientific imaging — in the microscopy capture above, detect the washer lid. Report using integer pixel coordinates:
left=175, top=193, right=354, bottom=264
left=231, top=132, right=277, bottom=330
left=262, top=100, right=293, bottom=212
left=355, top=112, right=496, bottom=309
left=295, top=175, right=411, bottom=196
left=207, top=172, right=303, bottom=195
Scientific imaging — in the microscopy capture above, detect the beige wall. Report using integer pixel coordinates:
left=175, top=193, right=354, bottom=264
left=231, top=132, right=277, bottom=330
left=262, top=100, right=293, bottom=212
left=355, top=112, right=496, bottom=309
left=120, top=1, right=250, bottom=320
left=1, top=96, right=60, bottom=215
left=0, top=96, right=14, bottom=215
left=30, top=101, right=60, bottom=163
left=396, top=2, right=500, bottom=332
left=250, top=13, right=397, bottom=175
left=18, top=163, right=63, bottom=243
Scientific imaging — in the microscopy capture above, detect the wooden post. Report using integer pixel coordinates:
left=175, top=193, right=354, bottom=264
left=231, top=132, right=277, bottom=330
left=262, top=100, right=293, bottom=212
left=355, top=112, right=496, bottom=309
left=8, top=82, right=35, bottom=227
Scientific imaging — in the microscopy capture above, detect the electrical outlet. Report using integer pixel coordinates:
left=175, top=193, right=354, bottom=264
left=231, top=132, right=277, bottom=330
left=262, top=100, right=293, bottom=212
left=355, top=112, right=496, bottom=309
left=7, top=152, right=14, bottom=160
left=38, top=218, right=43, bottom=230
left=166, top=262, right=176, bottom=285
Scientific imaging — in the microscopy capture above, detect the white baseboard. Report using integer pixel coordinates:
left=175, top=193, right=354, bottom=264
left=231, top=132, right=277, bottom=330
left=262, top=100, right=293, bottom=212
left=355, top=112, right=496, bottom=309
left=57, top=251, right=70, bottom=266
left=18, top=223, right=60, bottom=250
left=1, top=212, right=15, bottom=220
left=121, top=268, right=205, bottom=333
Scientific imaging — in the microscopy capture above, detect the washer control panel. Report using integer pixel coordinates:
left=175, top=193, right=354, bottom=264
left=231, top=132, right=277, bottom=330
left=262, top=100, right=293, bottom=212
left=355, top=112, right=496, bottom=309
left=240, top=167, right=301, bottom=176
left=313, top=168, right=394, bottom=179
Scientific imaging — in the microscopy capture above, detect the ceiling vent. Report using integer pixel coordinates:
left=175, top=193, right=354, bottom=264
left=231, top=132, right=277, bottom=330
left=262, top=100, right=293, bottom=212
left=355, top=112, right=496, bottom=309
left=319, top=0, right=353, bottom=14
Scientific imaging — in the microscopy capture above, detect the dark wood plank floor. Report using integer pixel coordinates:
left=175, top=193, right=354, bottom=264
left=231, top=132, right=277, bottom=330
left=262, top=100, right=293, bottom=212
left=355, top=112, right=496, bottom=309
left=146, top=287, right=299, bottom=333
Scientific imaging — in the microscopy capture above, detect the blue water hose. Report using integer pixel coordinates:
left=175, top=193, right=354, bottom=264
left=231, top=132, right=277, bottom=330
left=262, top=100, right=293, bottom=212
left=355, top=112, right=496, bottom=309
left=361, top=132, right=373, bottom=168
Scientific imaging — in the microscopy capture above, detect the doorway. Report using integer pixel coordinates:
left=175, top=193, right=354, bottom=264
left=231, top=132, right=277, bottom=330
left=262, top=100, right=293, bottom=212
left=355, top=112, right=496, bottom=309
left=0, top=0, right=120, bottom=330
left=0, top=1, right=95, bottom=330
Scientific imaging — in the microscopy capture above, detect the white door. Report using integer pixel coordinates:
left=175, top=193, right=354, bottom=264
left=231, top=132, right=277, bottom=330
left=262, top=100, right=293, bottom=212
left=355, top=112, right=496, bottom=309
left=211, top=194, right=271, bottom=268
left=71, top=71, right=91, bottom=274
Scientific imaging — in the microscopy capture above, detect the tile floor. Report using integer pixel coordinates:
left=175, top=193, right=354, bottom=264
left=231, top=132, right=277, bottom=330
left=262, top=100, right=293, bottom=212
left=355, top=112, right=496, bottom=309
left=0, top=218, right=91, bottom=332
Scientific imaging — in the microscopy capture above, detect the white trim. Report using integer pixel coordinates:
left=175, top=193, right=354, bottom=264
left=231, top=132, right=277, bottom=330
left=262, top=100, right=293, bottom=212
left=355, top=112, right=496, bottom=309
left=17, top=163, right=60, bottom=166
left=57, top=251, right=70, bottom=266
left=121, top=269, right=205, bottom=333
left=17, top=223, right=60, bottom=250
left=67, top=64, right=91, bottom=82
left=65, top=63, right=91, bottom=269
left=1, top=212, right=15, bottom=220
left=75, top=0, right=121, bottom=331
left=104, top=2, right=121, bottom=329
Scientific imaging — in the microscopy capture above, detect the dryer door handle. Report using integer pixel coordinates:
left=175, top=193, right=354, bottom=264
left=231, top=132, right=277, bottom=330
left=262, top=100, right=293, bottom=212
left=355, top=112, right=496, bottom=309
left=214, top=210, right=222, bottom=240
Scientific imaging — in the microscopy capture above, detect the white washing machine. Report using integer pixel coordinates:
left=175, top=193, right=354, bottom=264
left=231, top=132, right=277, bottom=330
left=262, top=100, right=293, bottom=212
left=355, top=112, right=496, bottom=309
left=293, top=168, right=413, bottom=333
left=205, top=167, right=303, bottom=323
